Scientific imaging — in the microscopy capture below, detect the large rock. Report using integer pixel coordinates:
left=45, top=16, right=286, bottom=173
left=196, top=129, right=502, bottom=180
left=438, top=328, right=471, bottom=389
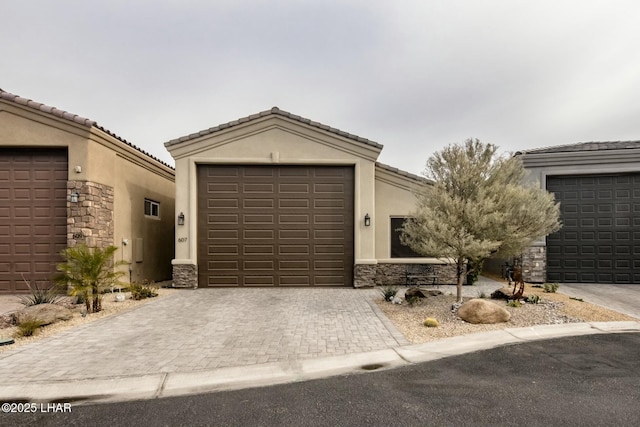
left=405, top=287, right=443, bottom=299
left=458, top=299, right=511, bottom=324
left=405, top=287, right=429, bottom=299
left=12, top=304, right=73, bottom=326
left=491, top=287, right=527, bottom=300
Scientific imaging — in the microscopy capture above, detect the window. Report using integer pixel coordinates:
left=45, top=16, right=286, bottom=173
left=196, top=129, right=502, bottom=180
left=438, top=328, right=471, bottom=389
left=144, top=199, right=160, bottom=218
left=390, top=217, right=423, bottom=258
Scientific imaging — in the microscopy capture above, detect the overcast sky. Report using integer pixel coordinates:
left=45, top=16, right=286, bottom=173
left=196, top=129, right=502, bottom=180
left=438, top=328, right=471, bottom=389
left=2, top=1, right=639, bottom=174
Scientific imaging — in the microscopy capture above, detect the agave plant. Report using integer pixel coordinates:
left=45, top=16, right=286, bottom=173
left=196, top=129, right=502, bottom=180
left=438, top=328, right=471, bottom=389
left=54, top=245, right=127, bottom=313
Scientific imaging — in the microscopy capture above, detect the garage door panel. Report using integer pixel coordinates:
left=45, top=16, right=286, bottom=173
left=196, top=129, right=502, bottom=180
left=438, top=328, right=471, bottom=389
left=547, top=173, right=640, bottom=284
left=280, top=276, right=310, bottom=286
left=280, top=260, right=310, bottom=270
left=198, top=165, right=354, bottom=287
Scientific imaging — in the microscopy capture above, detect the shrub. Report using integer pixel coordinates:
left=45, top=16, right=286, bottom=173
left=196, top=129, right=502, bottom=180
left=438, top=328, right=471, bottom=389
left=526, top=294, right=541, bottom=304
left=15, top=318, right=44, bottom=337
left=423, top=317, right=439, bottom=327
left=543, top=282, right=559, bottom=293
left=507, top=299, right=522, bottom=308
left=406, top=295, right=420, bottom=306
left=379, top=285, right=399, bottom=302
left=54, top=245, right=127, bottom=313
left=17, top=276, right=64, bottom=306
left=129, top=282, right=158, bottom=300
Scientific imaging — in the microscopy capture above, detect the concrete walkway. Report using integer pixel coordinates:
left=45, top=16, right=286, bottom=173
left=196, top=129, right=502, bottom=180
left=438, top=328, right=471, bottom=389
left=557, top=283, right=640, bottom=319
left=1, top=277, right=639, bottom=404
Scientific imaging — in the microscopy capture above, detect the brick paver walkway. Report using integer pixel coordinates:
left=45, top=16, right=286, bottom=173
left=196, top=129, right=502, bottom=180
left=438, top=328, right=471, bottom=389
left=0, top=288, right=408, bottom=382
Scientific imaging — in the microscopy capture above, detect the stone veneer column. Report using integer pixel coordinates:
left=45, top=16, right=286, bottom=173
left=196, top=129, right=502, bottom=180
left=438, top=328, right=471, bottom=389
left=67, top=181, right=114, bottom=248
left=172, top=262, right=198, bottom=288
left=521, top=245, right=546, bottom=283
left=353, top=264, right=377, bottom=288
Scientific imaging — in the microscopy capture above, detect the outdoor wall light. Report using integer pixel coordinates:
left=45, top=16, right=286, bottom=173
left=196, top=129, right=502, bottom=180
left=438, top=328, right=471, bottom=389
left=364, top=213, right=371, bottom=227
left=177, top=212, right=185, bottom=226
left=70, top=192, right=79, bottom=203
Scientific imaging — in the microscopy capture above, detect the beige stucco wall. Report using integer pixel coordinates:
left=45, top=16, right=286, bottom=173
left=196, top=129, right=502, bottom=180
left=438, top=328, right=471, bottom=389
left=167, top=115, right=381, bottom=270
left=0, top=100, right=175, bottom=283
left=374, top=165, right=443, bottom=264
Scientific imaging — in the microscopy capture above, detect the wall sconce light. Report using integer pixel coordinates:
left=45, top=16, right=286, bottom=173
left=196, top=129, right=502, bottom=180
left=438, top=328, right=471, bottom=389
left=364, top=213, right=371, bottom=227
left=70, top=193, right=79, bottom=203
left=177, top=212, right=185, bottom=226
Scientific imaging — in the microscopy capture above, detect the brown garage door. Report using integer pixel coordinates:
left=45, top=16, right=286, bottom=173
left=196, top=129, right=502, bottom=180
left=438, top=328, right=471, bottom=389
left=0, top=148, right=68, bottom=293
left=197, top=165, right=354, bottom=287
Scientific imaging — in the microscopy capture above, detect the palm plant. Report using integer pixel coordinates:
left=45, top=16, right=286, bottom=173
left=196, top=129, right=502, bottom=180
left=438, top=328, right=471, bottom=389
left=54, top=245, right=127, bottom=313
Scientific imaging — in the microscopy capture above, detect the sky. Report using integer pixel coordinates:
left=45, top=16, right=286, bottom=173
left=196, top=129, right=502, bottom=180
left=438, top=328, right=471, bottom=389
left=2, top=0, right=640, bottom=174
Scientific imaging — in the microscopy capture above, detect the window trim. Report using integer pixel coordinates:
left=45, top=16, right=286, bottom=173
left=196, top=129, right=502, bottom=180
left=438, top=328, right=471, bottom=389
left=144, top=198, right=160, bottom=219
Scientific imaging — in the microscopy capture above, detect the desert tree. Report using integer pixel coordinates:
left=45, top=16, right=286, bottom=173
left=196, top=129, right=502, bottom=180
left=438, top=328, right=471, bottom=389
left=401, top=138, right=561, bottom=302
left=54, top=244, right=127, bottom=313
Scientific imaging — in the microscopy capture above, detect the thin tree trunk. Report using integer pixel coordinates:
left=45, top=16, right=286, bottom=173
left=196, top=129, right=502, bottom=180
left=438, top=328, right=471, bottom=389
left=456, top=258, right=466, bottom=303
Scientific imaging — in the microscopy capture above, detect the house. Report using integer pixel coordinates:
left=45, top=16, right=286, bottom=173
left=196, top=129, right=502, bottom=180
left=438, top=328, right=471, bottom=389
left=165, top=107, right=457, bottom=288
left=516, top=141, right=640, bottom=284
left=0, top=89, right=175, bottom=293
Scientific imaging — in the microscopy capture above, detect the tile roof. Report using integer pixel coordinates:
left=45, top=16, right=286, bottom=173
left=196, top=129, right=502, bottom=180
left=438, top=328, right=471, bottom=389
left=375, top=162, right=433, bottom=184
left=516, top=140, right=640, bottom=155
left=164, top=106, right=384, bottom=150
left=0, top=88, right=95, bottom=127
left=0, top=88, right=172, bottom=169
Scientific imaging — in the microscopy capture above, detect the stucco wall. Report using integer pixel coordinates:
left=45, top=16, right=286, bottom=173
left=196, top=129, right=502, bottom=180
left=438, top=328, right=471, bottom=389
left=168, top=116, right=381, bottom=286
left=1, top=100, right=175, bottom=284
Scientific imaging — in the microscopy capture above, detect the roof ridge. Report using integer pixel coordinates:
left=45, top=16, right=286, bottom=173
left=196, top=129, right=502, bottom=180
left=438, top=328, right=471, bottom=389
left=518, top=140, right=640, bottom=155
left=0, top=88, right=173, bottom=169
left=164, top=107, right=384, bottom=150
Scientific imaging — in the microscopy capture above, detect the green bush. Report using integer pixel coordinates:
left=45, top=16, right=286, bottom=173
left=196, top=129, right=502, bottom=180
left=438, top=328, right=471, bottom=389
left=507, top=299, right=522, bottom=308
left=54, top=244, right=127, bottom=313
left=18, top=276, right=64, bottom=306
left=423, top=317, right=439, bottom=327
left=543, top=282, right=559, bottom=293
left=379, top=285, right=399, bottom=302
left=526, top=294, right=541, bottom=304
left=15, top=318, right=44, bottom=337
left=406, top=295, right=420, bottom=306
left=129, top=282, right=158, bottom=300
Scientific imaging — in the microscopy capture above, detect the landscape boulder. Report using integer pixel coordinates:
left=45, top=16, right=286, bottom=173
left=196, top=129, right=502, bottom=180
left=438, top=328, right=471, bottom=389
left=457, top=299, right=511, bottom=324
left=405, top=287, right=443, bottom=299
left=491, top=287, right=527, bottom=300
left=12, top=304, right=73, bottom=326
left=405, top=287, right=428, bottom=299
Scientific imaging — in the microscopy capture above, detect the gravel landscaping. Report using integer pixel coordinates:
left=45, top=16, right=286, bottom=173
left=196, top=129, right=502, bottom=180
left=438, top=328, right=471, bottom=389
left=376, top=281, right=637, bottom=344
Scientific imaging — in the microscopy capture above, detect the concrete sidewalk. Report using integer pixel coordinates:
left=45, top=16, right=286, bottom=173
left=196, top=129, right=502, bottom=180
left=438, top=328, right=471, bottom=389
left=1, top=276, right=639, bottom=405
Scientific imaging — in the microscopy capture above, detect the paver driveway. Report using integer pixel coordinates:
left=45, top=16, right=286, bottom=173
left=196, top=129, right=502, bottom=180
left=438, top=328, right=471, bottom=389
left=0, top=288, right=408, bottom=383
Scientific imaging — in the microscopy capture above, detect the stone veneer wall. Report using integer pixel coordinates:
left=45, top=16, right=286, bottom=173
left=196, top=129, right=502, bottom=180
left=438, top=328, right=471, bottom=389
left=521, top=245, right=546, bottom=283
left=354, top=263, right=459, bottom=287
left=67, top=181, right=114, bottom=248
left=353, top=264, right=377, bottom=288
left=172, top=263, right=198, bottom=288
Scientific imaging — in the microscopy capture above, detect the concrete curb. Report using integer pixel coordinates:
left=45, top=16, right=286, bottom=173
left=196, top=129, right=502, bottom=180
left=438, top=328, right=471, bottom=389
left=1, top=322, right=638, bottom=405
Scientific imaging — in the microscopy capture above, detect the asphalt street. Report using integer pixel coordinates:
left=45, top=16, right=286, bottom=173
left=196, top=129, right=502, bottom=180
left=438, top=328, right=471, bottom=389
left=5, top=332, right=639, bottom=427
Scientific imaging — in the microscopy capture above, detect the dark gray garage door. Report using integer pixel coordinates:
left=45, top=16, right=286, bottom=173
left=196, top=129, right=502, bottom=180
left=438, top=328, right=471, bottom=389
left=197, top=165, right=354, bottom=287
left=0, top=148, right=68, bottom=293
left=546, top=174, right=640, bottom=284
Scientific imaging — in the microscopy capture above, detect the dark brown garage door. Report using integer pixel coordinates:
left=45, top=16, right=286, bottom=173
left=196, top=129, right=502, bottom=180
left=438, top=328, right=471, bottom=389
left=547, top=174, right=640, bottom=284
left=0, top=148, right=68, bottom=293
left=197, top=165, right=354, bottom=287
